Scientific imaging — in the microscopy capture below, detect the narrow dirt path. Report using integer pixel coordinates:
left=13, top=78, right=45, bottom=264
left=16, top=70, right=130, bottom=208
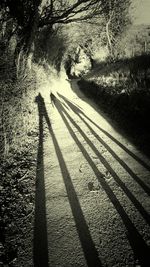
left=34, top=79, right=150, bottom=267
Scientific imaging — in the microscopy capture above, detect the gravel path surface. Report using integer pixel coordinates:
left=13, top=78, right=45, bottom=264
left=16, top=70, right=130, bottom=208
left=34, top=79, right=150, bottom=267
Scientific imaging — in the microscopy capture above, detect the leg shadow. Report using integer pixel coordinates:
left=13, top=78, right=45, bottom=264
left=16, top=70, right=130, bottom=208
left=58, top=95, right=150, bottom=196
left=54, top=99, right=150, bottom=267
left=49, top=125, right=102, bottom=267
left=61, top=105, right=150, bottom=226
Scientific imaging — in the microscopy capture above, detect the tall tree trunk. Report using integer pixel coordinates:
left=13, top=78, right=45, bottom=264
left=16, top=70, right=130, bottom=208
left=106, top=20, right=113, bottom=57
left=106, top=10, right=114, bottom=58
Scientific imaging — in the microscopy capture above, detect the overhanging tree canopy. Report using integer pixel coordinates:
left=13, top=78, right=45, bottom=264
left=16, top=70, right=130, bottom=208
left=0, top=0, right=131, bottom=76
left=1, top=0, right=131, bottom=31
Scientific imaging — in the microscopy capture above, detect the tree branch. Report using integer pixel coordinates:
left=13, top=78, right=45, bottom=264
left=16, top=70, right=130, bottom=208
left=39, top=0, right=103, bottom=28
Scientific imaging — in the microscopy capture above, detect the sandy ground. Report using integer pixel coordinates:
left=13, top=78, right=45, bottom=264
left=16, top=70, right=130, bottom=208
left=33, top=76, right=150, bottom=267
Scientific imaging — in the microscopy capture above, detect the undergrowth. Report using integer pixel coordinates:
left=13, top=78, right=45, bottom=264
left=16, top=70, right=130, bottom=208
left=0, top=70, right=39, bottom=266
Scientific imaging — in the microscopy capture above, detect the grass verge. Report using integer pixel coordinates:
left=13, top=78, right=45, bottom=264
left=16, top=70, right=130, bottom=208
left=0, top=71, right=39, bottom=266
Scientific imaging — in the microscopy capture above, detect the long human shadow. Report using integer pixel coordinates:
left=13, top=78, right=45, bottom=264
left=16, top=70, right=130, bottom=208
left=54, top=98, right=150, bottom=267
left=57, top=94, right=150, bottom=197
left=57, top=93, right=150, bottom=172
left=36, top=95, right=102, bottom=267
left=33, top=94, right=49, bottom=267
left=56, top=101, right=150, bottom=226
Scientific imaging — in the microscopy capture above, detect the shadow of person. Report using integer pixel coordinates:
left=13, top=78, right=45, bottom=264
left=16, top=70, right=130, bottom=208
left=34, top=93, right=50, bottom=267
left=50, top=92, right=57, bottom=107
left=35, top=93, right=51, bottom=129
left=35, top=93, right=46, bottom=114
